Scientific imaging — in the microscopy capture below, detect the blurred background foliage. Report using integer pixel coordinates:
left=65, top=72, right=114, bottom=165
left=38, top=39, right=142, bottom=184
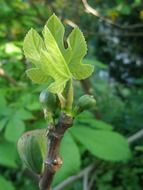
left=0, top=0, right=143, bottom=189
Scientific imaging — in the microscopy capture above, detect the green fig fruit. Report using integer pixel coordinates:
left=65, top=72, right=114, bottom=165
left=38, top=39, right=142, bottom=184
left=39, top=89, right=58, bottom=112
left=17, top=129, right=47, bottom=174
left=74, top=95, right=96, bottom=115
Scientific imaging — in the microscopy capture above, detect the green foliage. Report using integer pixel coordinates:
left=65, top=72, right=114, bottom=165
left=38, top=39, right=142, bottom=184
left=70, top=127, right=131, bottom=161
left=0, top=176, right=15, bottom=190
left=0, top=141, right=17, bottom=168
left=5, top=117, right=25, bottom=142
left=23, top=14, right=94, bottom=94
left=0, top=0, right=143, bottom=189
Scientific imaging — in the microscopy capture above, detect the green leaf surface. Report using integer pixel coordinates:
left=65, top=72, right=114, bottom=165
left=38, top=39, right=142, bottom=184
left=23, top=14, right=94, bottom=93
left=0, top=117, right=8, bottom=131
left=40, top=49, right=71, bottom=93
left=91, top=119, right=113, bottom=131
left=5, top=118, right=25, bottom=142
left=70, top=127, right=131, bottom=161
left=42, top=26, right=71, bottom=77
left=67, top=27, right=94, bottom=79
left=23, top=28, right=44, bottom=66
left=0, top=176, right=16, bottom=190
left=15, top=108, right=34, bottom=120
left=54, top=131, right=81, bottom=185
left=0, top=141, right=17, bottom=168
left=46, top=14, right=65, bottom=54
left=46, top=14, right=71, bottom=63
left=26, top=68, right=50, bottom=84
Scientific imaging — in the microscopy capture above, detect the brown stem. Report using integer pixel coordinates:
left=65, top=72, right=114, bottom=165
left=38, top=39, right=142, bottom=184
left=0, top=68, right=18, bottom=86
left=39, top=112, right=73, bottom=190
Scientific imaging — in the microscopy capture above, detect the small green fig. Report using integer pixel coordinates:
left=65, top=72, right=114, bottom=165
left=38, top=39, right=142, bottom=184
left=17, top=129, right=47, bottom=174
left=39, top=89, right=58, bottom=112
left=74, top=95, right=96, bottom=115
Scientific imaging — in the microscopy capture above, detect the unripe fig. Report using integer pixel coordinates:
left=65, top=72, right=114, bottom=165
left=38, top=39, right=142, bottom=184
left=74, top=95, right=96, bottom=115
left=17, top=129, right=47, bottom=174
left=39, top=89, right=58, bottom=111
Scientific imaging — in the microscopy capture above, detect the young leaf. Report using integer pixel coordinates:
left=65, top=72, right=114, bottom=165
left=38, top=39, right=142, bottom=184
left=46, top=14, right=71, bottom=63
left=26, top=68, right=50, bottom=84
left=42, top=26, right=71, bottom=78
left=46, top=14, right=65, bottom=54
left=54, top=132, right=81, bottom=185
left=23, top=14, right=94, bottom=93
left=23, top=28, right=44, bottom=66
left=70, top=127, right=131, bottom=161
left=67, top=27, right=94, bottom=79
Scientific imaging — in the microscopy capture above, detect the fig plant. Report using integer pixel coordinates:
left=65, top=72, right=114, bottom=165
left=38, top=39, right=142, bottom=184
left=17, top=14, right=131, bottom=190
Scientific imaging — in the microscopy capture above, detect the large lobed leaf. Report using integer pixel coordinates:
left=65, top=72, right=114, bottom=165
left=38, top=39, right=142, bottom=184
left=23, top=14, right=94, bottom=94
left=70, top=126, right=131, bottom=161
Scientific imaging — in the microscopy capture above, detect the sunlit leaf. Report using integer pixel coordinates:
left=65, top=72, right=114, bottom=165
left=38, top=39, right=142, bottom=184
left=46, top=14, right=71, bottom=63
left=23, top=14, right=94, bottom=93
left=67, top=27, right=94, bottom=79
left=46, top=14, right=65, bottom=54
left=40, top=26, right=72, bottom=93
left=26, top=68, right=50, bottom=84
left=23, top=28, right=44, bottom=66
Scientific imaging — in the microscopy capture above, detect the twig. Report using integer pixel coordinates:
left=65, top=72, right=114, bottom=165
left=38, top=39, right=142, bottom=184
left=0, top=68, right=18, bottom=86
left=39, top=113, right=73, bottom=190
left=83, top=172, right=89, bottom=190
left=53, top=163, right=95, bottom=190
left=88, top=174, right=95, bottom=190
left=84, top=31, right=143, bottom=37
left=128, top=129, right=143, bottom=144
left=63, top=17, right=143, bottom=38
left=82, top=0, right=143, bottom=30
left=64, top=19, right=77, bottom=28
